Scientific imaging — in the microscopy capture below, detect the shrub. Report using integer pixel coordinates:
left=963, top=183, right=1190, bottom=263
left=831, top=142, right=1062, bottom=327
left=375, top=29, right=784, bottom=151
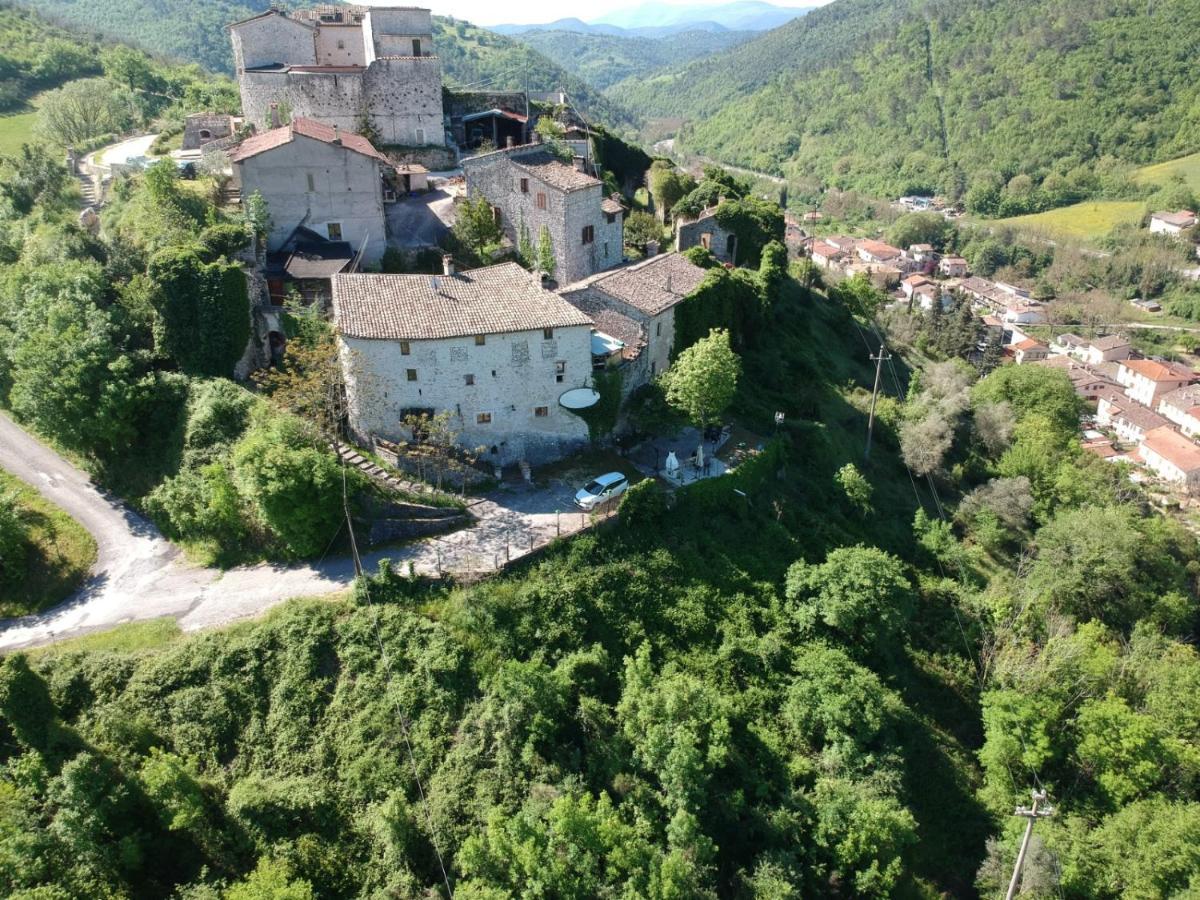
left=619, top=479, right=667, bottom=530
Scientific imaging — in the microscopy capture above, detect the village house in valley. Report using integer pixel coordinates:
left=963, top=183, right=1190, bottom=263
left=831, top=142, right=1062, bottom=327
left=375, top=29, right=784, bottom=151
left=1117, top=358, right=1197, bottom=407
left=559, top=252, right=708, bottom=396
left=228, top=6, right=445, bottom=147
left=1157, top=385, right=1200, bottom=438
left=230, top=116, right=390, bottom=266
left=1139, top=425, right=1200, bottom=493
left=1149, top=210, right=1198, bottom=237
left=333, top=261, right=597, bottom=465
left=462, top=143, right=624, bottom=285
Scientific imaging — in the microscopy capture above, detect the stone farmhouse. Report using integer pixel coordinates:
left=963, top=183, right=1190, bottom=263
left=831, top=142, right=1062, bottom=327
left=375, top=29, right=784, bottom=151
left=675, top=206, right=738, bottom=264
left=462, top=143, right=625, bottom=285
left=1149, top=210, right=1197, bottom=237
left=228, top=6, right=444, bottom=147
left=182, top=113, right=242, bottom=151
left=230, top=116, right=390, bottom=266
left=333, top=261, right=598, bottom=465
left=559, top=252, right=708, bottom=397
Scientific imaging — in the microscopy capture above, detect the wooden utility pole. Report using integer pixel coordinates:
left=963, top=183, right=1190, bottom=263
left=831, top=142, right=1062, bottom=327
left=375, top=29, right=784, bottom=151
left=1005, top=790, right=1053, bottom=900
left=865, top=343, right=892, bottom=459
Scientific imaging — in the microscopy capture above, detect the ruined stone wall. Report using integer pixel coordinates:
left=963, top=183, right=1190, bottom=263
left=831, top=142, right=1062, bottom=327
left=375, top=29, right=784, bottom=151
left=675, top=214, right=737, bottom=264
left=239, top=69, right=365, bottom=132
left=363, top=57, right=444, bottom=145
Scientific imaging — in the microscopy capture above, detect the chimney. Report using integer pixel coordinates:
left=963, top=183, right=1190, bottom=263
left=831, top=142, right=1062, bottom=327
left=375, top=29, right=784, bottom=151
left=269, top=103, right=280, bottom=129
left=332, top=125, right=341, bottom=144
left=572, top=157, right=586, bottom=173
left=645, top=239, right=659, bottom=257
left=506, top=135, right=514, bottom=148
left=442, top=254, right=455, bottom=276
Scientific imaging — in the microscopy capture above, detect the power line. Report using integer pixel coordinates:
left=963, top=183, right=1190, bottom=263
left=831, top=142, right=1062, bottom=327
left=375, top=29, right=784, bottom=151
left=1005, top=790, right=1053, bottom=900
left=339, top=459, right=456, bottom=898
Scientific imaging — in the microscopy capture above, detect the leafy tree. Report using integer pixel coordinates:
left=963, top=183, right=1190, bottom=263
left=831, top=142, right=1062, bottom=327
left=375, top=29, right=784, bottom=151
left=785, top=546, right=914, bottom=649
left=224, top=859, right=314, bottom=900
left=536, top=225, right=555, bottom=279
left=453, top=195, right=503, bottom=262
left=646, top=161, right=696, bottom=219
left=619, top=478, right=667, bottom=530
left=101, top=46, right=154, bottom=93
left=624, top=209, right=665, bottom=252
left=885, top=211, right=950, bottom=250
left=835, top=462, right=873, bottom=515
left=899, top=411, right=953, bottom=476
left=231, top=410, right=349, bottom=558
left=664, top=328, right=740, bottom=428
left=0, top=488, right=27, bottom=586
left=35, top=78, right=134, bottom=147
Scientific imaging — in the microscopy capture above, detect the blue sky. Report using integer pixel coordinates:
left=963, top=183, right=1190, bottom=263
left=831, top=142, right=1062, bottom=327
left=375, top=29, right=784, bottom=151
left=359, top=0, right=831, bottom=28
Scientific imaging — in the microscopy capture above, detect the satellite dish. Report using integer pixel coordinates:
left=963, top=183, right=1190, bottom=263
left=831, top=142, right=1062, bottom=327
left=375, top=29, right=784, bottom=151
left=559, top=388, right=600, bottom=410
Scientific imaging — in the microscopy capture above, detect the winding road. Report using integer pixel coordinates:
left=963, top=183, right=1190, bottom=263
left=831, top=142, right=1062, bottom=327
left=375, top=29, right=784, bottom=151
left=0, top=415, right=593, bottom=651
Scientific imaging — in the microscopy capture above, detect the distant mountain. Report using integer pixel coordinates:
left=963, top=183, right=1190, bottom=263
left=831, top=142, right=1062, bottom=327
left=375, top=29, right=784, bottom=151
left=593, top=1, right=812, bottom=32
left=610, top=0, right=1200, bottom=204
left=511, top=28, right=756, bottom=91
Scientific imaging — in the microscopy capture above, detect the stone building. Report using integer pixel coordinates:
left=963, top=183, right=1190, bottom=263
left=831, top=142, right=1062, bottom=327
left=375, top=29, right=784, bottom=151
left=558, top=252, right=708, bottom=397
left=182, top=113, right=242, bottom=151
left=675, top=206, right=738, bottom=264
left=230, top=116, right=390, bottom=266
left=333, top=261, right=597, bottom=465
left=228, top=6, right=445, bottom=147
left=462, top=143, right=624, bottom=285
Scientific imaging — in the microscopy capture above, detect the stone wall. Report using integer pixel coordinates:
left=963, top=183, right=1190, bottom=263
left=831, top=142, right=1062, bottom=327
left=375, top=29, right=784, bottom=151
left=364, top=8, right=434, bottom=62
left=363, top=57, right=444, bottom=146
left=232, top=13, right=315, bottom=71
left=676, top=212, right=737, bottom=264
left=315, top=23, right=367, bottom=66
left=182, top=114, right=238, bottom=151
left=341, top=323, right=594, bottom=465
left=462, top=147, right=622, bottom=285
left=234, top=133, right=387, bottom=265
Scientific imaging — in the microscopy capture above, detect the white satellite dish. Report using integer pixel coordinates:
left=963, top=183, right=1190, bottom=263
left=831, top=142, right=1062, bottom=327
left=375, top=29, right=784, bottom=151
left=559, top=388, right=601, bottom=410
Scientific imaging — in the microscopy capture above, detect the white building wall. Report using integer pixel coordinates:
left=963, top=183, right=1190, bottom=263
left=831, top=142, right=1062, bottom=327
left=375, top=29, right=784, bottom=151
left=363, top=8, right=434, bottom=62
left=340, top=324, right=593, bottom=464
left=235, top=134, right=386, bottom=265
left=232, top=15, right=315, bottom=71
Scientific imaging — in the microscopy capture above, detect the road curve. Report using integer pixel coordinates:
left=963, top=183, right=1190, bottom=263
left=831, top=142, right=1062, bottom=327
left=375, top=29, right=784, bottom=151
left=0, top=416, right=589, bottom=651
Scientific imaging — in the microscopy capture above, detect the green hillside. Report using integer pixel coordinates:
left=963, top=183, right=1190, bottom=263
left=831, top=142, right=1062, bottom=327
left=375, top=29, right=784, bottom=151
left=612, top=0, right=1200, bottom=207
left=512, top=28, right=755, bottom=91
left=32, top=1, right=637, bottom=130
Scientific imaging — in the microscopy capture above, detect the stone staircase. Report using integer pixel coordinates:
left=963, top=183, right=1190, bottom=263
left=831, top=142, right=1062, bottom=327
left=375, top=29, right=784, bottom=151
left=337, top=443, right=454, bottom=503
left=76, top=173, right=100, bottom=208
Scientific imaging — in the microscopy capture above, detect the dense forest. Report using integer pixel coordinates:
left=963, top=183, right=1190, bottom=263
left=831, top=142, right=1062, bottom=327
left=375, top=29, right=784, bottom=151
left=508, top=28, right=755, bottom=92
left=612, top=0, right=1200, bottom=207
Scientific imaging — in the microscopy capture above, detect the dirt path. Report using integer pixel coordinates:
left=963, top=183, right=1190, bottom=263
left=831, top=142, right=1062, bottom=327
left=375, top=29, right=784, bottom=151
left=0, top=416, right=596, bottom=651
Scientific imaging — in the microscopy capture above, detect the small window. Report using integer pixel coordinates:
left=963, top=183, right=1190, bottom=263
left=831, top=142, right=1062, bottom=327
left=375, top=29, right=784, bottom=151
left=412, top=38, right=422, bottom=56
left=603, top=242, right=609, bottom=258
left=543, top=327, right=553, bottom=340
left=337, top=39, right=345, bottom=49
left=555, top=360, right=566, bottom=383
left=656, top=322, right=662, bottom=337
left=520, top=178, right=529, bottom=193
left=605, top=212, right=616, bottom=224
left=537, top=192, right=547, bottom=210
left=464, top=374, right=475, bottom=386
left=406, top=368, right=418, bottom=381
left=415, top=127, right=425, bottom=144
left=400, top=341, right=411, bottom=355
left=582, top=225, right=595, bottom=245
left=476, top=412, right=492, bottom=424
left=475, top=334, right=486, bottom=346
left=700, top=233, right=712, bottom=250
left=306, top=172, right=315, bottom=192
left=534, top=406, right=549, bottom=417
left=327, top=222, right=342, bottom=240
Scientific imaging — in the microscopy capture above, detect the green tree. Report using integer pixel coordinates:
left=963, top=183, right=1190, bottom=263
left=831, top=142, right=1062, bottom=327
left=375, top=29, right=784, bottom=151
left=536, top=225, right=556, bottom=279
left=0, top=488, right=27, bottom=586
left=35, top=78, right=134, bottom=147
left=835, top=463, right=873, bottom=515
left=453, top=195, right=503, bottom=262
left=148, top=247, right=250, bottom=377
left=664, top=328, right=740, bottom=428
left=224, top=859, right=314, bottom=900
left=647, top=161, right=696, bottom=219
left=785, top=546, right=915, bottom=649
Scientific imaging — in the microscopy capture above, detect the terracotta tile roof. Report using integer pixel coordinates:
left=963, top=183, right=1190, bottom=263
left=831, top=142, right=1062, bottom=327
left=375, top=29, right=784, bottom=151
left=1142, top=426, right=1200, bottom=471
left=229, top=117, right=388, bottom=164
left=560, top=252, right=708, bottom=317
left=510, top=151, right=601, bottom=193
left=857, top=239, right=902, bottom=259
left=569, top=301, right=644, bottom=360
left=601, top=197, right=624, bottom=215
left=1014, top=338, right=1045, bottom=351
left=1121, top=358, right=1196, bottom=382
left=1115, top=404, right=1169, bottom=432
left=1089, top=334, right=1129, bottom=352
left=333, top=262, right=593, bottom=341
left=1159, top=384, right=1200, bottom=411
left=1152, top=210, right=1198, bottom=228
left=811, top=240, right=845, bottom=258
left=903, top=274, right=931, bottom=286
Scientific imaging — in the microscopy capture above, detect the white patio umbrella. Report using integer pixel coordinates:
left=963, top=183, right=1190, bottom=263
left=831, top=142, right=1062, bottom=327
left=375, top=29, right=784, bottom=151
left=664, top=451, right=680, bottom=479
left=695, top=443, right=705, bottom=471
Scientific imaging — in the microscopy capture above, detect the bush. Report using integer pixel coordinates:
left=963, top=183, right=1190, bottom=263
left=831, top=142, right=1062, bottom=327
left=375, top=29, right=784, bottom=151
left=196, top=223, right=248, bottom=261
left=0, top=489, right=28, bottom=586
left=619, top=479, right=667, bottom=530
left=183, top=379, right=257, bottom=460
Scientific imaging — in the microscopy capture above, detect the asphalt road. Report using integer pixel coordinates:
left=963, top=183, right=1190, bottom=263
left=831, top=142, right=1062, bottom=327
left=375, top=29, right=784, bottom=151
left=0, top=415, right=592, bottom=651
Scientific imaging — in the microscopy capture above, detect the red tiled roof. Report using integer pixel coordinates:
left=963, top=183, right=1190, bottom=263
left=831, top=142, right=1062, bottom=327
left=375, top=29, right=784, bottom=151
left=811, top=240, right=844, bottom=258
left=1014, top=338, right=1044, bottom=351
left=1121, top=358, right=1196, bottom=382
left=857, top=239, right=901, bottom=259
left=903, top=274, right=931, bottom=286
left=229, top=117, right=388, bottom=164
left=1142, top=426, right=1200, bottom=471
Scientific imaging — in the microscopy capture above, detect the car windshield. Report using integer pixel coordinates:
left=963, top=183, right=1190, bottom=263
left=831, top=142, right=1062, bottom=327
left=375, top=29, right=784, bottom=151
left=584, top=480, right=603, bottom=494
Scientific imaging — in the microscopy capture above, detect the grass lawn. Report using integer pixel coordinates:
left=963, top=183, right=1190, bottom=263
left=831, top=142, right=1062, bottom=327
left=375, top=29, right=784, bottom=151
left=26, top=618, right=182, bottom=659
left=0, top=108, right=39, bottom=157
left=1134, top=150, right=1200, bottom=192
left=994, top=200, right=1145, bottom=240
left=1, top=468, right=97, bottom=618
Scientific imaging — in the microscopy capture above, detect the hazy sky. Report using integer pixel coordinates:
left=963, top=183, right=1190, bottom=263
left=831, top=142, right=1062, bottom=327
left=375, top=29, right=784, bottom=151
left=360, top=0, right=830, bottom=27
